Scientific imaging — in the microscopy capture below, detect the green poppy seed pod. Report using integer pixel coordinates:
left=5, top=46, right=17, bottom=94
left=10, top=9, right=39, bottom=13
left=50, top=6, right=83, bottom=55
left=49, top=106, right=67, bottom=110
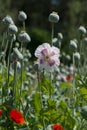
left=81, top=106, right=87, bottom=120
left=70, top=40, right=77, bottom=50
left=78, top=26, right=86, bottom=35
left=74, top=52, right=80, bottom=60
left=18, top=11, right=27, bottom=21
left=18, top=31, right=31, bottom=43
left=2, top=15, right=14, bottom=25
left=8, top=24, right=18, bottom=34
left=49, top=12, right=59, bottom=23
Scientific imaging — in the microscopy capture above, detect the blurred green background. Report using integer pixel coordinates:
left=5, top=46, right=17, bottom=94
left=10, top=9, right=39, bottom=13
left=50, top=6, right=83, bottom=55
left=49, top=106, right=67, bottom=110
left=0, top=0, right=87, bottom=57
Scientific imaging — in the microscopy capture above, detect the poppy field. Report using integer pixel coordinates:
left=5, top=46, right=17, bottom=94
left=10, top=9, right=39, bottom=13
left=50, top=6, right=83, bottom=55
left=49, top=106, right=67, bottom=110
left=0, top=11, right=87, bottom=130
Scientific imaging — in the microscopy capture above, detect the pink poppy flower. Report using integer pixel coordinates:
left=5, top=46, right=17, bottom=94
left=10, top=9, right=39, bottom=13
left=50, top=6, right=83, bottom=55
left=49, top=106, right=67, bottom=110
left=35, top=43, right=60, bottom=72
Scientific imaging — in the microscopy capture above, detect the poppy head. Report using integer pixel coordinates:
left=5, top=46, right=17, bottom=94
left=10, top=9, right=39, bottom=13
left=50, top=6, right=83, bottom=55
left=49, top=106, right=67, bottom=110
left=53, top=124, right=64, bottom=130
left=10, top=109, right=25, bottom=124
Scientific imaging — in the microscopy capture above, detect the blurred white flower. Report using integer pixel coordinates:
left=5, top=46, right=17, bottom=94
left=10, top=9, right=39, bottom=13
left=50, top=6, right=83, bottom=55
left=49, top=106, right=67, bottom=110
left=35, top=43, right=60, bottom=72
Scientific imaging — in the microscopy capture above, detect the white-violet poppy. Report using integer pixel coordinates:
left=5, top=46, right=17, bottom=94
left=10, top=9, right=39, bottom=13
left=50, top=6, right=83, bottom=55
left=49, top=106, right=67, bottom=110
left=35, top=43, right=60, bottom=72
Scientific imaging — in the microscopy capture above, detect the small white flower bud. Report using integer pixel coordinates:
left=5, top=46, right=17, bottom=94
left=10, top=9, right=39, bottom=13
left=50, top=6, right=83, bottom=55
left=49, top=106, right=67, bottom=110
left=18, top=11, right=27, bottom=21
left=18, top=31, right=31, bottom=43
left=78, top=26, right=86, bottom=34
left=74, top=52, right=80, bottom=60
left=8, top=24, right=18, bottom=34
left=49, top=12, right=59, bottom=23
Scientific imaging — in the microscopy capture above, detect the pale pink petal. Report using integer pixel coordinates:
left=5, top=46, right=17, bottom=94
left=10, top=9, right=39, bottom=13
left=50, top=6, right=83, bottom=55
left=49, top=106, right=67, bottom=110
left=35, top=43, right=50, bottom=58
left=50, top=51, right=55, bottom=56
left=41, top=48, right=48, bottom=56
left=48, top=59, right=55, bottom=66
left=40, top=58, right=44, bottom=64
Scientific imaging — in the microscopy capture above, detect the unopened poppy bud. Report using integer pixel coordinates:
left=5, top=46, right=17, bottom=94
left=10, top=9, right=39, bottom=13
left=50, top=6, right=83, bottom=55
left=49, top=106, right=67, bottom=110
left=18, top=31, right=31, bottom=43
left=49, top=12, right=59, bottom=23
left=8, top=24, right=18, bottom=34
left=18, top=11, right=27, bottom=21
left=78, top=26, right=86, bottom=34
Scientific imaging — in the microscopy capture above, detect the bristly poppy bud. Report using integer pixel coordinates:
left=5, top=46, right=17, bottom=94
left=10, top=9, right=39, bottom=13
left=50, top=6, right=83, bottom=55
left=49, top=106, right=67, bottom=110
left=49, top=12, right=59, bottom=23
left=18, top=11, right=27, bottom=21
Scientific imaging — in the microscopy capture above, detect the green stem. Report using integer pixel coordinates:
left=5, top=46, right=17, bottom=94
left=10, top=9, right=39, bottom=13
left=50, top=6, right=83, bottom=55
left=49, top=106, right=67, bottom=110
left=7, top=37, right=13, bottom=97
left=13, top=59, right=17, bottom=105
left=51, top=23, right=54, bottom=46
left=19, top=43, right=23, bottom=110
left=23, top=21, right=25, bottom=30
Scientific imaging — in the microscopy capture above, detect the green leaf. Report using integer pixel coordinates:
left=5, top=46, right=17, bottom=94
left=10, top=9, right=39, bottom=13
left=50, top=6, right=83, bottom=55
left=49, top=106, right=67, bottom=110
left=33, top=93, right=42, bottom=116
left=60, top=82, right=73, bottom=88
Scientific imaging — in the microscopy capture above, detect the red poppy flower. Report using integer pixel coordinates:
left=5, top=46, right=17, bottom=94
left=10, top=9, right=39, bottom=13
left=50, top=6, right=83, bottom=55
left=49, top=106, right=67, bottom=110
left=10, top=109, right=25, bottom=124
left=53, top=124, right=64, bottom=130
left=0, top=110, right=3, bottom=116
left=66, top=75, right=74, bottom=82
